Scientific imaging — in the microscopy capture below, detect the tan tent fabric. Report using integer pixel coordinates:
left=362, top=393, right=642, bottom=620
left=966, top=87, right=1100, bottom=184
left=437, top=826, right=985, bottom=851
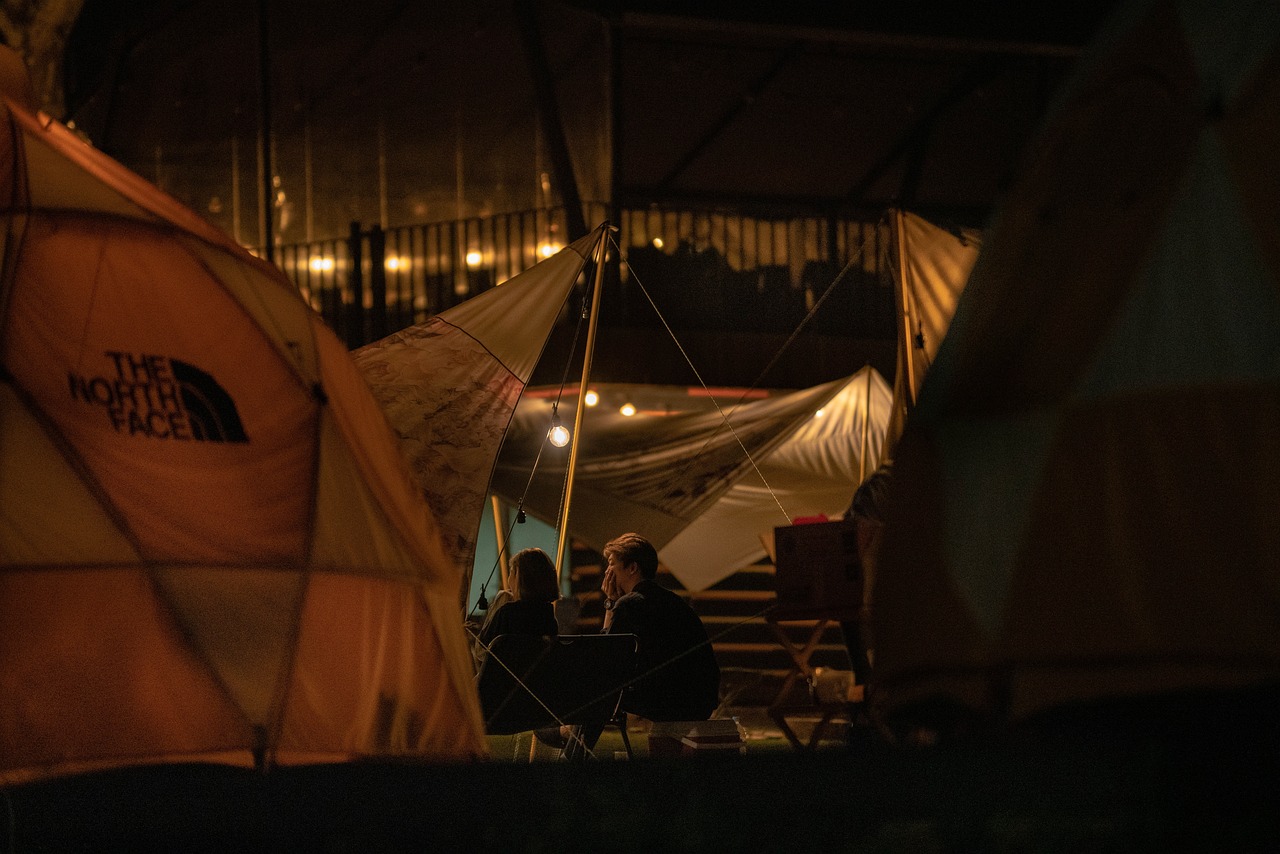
left=354, top=227, right=604, bottom=577
left=0, top=55, right=484, bottom=785
left=883, top=209, right=980, bottom=454
left=874, top=0, right=1280, bottom=724
left=490, top=368, right=891, bottom=592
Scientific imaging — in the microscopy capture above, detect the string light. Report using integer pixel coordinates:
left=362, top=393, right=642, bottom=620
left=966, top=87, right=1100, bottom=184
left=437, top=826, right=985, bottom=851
left=584, top=389, right=599, bottom=407
left=620, top=402, right=636, bottom=417
left=548, top=412, right=571, bottom=447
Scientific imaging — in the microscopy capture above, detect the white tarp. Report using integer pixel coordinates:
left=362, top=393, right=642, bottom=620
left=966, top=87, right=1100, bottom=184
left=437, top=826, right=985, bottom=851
left=884, top=208, right=981, bottom=453
left=661, top=367, right=893, bottom=590
left=490, top=366, right=891, bottom=591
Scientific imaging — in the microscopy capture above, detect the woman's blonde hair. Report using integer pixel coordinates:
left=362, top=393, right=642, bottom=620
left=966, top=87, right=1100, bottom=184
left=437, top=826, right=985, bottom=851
left=507, top=548, right=560, bottom=603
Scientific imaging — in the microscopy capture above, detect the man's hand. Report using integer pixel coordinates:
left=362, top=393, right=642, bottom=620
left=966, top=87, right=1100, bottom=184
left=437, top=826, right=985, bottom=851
left=601, top=566, right=623, bottom=601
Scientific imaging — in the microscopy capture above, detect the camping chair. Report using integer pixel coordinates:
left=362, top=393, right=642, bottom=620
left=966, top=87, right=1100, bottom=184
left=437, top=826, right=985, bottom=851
left=475, top=633, right=638, bottom=759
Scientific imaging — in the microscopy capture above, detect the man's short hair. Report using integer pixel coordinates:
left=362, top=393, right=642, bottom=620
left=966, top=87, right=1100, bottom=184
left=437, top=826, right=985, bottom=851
left=603, top=532, right=659, bottom=580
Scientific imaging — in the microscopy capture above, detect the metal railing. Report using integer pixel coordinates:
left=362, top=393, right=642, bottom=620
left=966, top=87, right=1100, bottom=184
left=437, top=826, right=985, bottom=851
left=275, top=204, right=896, bottom=349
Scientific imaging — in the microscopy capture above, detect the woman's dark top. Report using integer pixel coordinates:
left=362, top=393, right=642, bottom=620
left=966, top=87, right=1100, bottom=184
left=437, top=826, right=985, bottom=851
left=478, top=599, right=558, bottom=648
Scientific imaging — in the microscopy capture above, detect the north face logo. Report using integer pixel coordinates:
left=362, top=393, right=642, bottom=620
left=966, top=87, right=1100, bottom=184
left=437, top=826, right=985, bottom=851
left=69, top=351, right=248, bottom=442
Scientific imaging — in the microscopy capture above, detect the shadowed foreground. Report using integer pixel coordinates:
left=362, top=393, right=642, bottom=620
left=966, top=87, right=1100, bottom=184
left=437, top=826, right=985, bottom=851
left=7, top=692, right=1279, bottom=854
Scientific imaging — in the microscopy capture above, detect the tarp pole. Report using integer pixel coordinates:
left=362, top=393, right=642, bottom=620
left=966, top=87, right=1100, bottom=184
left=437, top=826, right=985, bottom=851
left=554, top=225, right=611, bottom=580
left=492, top=495, right=510, bottom=591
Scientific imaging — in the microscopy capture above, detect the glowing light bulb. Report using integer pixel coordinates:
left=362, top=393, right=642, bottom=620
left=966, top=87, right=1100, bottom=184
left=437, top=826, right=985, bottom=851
left=652, top=237, right=664, bottom=249
left=548, top=422, right=571, bottom=447
left=584, top=390, right=599, bottom=407
left=814, top=408, right=825, bottom=418
left=465, top=250, right=483, bottom=267
left=620, top=402, right=636, bottom=417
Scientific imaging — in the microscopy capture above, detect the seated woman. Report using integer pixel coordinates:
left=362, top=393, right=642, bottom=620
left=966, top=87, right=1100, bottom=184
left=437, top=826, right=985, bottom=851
left=475, top=547, right=560, bottom=661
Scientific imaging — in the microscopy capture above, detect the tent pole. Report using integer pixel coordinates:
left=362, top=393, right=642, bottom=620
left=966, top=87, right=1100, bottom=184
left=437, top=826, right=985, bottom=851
left=554, top=224, right=611, bottom=581
left=491, top=495, right=510, bottom=591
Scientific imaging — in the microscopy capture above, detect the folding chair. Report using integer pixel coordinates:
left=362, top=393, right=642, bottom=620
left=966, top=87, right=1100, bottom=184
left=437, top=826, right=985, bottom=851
left=475, top=633, right=638, bottom=759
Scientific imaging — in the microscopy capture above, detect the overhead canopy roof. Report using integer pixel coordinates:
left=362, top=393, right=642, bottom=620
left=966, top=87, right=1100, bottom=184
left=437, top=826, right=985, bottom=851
left=592, top=0, right=1125, bottom=221
left=65, top=0, right=1125, bottom=240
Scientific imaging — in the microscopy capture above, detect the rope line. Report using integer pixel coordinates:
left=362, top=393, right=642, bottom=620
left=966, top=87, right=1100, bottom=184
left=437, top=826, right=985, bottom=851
left=614, top=229, right=867, bottom=523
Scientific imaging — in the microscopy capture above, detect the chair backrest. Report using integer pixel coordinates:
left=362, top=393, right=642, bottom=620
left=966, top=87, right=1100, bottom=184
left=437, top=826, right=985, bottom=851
left=475, top=633, right=638, bottom=735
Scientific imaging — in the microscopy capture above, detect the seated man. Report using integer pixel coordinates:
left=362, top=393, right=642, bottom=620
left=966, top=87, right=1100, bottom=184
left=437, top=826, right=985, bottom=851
left=564, top=532, right=719, bottom=758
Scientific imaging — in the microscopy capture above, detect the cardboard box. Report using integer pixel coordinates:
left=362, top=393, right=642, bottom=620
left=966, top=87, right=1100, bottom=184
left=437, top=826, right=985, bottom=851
left=648, top=718, right=746, bottom=758
left=773, top=518, right=862, bottom=615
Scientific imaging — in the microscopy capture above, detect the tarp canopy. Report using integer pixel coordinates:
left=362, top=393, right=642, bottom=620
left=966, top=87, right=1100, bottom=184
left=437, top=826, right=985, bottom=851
left=490, top=366, right=892, bottom=592
left=874, top=0, right=1280, bottom=724
left=355, top=222, right=891, bottom=595
left=353, top=226, right=604, bottom=587
left=660, top=367, right=893, bottom=590
left=883, top=208, right=981, bottom=453
left=0, top=49, right=484, bottom=786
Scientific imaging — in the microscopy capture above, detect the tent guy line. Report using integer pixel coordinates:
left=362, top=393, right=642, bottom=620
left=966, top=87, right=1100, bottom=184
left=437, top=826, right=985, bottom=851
left=618, top=227, right=872, bottom=526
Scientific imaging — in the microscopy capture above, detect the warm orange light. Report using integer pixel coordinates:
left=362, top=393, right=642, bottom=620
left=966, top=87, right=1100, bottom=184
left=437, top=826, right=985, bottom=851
left=620, top=402, right=636, bottom=417
left=584, top=390, right=599, bottom=407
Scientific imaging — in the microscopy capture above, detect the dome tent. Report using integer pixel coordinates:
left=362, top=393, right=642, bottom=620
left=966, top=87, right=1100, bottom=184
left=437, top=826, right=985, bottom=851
left=0, top=47, right=484, bottom=785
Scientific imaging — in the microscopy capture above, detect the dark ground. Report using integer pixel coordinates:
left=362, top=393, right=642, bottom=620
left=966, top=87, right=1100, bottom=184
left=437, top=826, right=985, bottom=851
left=6, top=696, right=1279, bottom=854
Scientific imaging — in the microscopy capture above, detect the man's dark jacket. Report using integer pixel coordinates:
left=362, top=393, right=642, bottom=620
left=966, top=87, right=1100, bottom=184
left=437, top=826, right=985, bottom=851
left=608, top=578, right=720, bottom=721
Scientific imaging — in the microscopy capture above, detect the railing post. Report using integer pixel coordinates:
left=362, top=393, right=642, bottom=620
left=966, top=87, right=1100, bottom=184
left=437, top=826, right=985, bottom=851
left=347, top=221, right=364, bottom=349
left=369, top=224, right=387, bottom=342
